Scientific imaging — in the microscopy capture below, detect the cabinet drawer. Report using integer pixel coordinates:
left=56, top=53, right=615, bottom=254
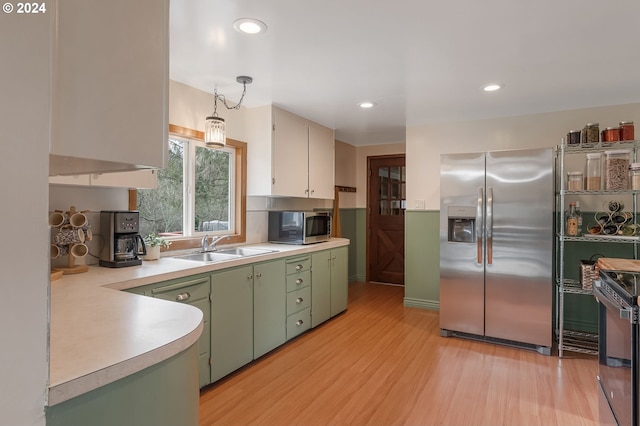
left=286, top=256, right=311, bottom=275
left=286, top=308, right=311, bottom=340
left=286, top=270, right=310, bottom=292
left=152, top=279, right=210, bottom=303
left=286, top=286, right=311, bottom=315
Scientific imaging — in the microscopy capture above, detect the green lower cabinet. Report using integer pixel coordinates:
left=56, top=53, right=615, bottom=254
left=46, top=344, right=199, bottom=426
left=311, top=246, right=349, bottom=326
left=285, top=256, right=312, bottom=339
left=210, top=265, right=254, bottom=382
left=119, top=247, right=349, bottom=389
left=330, top=246, right=349, bottom=316
left=253, top=259, right=286, bottom=358
left=311, top=251, right=331, bottom=327
left=128, top=274, right=212, bottom=388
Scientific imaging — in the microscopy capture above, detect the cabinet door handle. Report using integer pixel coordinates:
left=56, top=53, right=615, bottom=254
left=176, top=292, right=190, bottom=302
left=296, top=319, right=304, bottom=326
left=296, top=278, right=303, bottom=285
left=296, top=297, right=304, bottom=304
left=247, top=274, right=253, bottom=280
left=310, top=189, right=314, bottom=195
left=296, top=264, right=303, bottom=270
left=256, top=273, right=262, bottom=278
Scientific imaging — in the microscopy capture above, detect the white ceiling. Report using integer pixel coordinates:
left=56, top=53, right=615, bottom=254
left=170, top=0, right=640, bottom=146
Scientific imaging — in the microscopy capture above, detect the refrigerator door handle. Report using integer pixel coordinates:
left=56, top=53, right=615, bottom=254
left=477, top=187, right=483, bottom=264
left=487, top=186, right=493, bottom=264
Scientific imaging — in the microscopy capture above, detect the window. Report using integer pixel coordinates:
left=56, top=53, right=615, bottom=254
left=135, top=125, right=246, bottom=249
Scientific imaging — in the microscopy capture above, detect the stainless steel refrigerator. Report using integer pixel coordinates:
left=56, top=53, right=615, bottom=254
left=439, top=148, right=553, bottom=355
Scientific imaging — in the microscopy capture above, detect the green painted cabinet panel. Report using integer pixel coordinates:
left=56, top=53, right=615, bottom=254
left=46, top=344, right=199, bottom=426
left=311, top=246, right=349, bottom=326
left=210, top=265, right=254, bottom=382
left=330, top=246, right=349, bottom=316
left=126, top=274, right=211, bottom=388
left=151, top=275, right=211, bottom=388
left=286, top=307, right=311, bottom=339
left=311, top=251, right=331, bottom=327
left=254, top=259, right=286, bottom=358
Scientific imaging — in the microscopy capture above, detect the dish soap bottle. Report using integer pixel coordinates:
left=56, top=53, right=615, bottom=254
left=566, top=202, right=579, bottom=237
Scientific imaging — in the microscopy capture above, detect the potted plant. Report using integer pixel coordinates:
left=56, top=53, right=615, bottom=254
left=142, top=232, right=171, bottom=261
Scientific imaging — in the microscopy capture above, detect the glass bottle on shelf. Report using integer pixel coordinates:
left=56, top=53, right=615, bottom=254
left=574, top=201, right=583, bottom=235
left=566, top=202, right=579, bottom=237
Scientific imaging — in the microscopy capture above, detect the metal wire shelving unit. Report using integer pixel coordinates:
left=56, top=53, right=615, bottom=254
left=555, top=141, right=639, bottom=357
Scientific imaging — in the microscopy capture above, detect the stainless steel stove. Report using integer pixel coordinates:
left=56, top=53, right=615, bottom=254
left=595, top=270, right=640, bottom=426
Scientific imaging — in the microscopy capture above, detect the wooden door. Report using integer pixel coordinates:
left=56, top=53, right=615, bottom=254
left=368, top=155, right=406, bottom=285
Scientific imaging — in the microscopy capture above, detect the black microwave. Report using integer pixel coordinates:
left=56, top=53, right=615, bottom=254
left=268, top=211, right=331, bottom=244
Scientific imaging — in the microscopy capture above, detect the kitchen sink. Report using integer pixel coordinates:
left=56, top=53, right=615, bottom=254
left=216, top=247, right=277, bottom=257
left=173, top=252, right=241, bottom=263
left=172, top=247, right=277, bottom=263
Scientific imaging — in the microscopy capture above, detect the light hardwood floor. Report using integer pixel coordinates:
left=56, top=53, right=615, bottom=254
left=200, top=282, right=599, bottom=425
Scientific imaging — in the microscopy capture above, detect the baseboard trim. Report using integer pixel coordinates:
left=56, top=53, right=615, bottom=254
left=404, top=298, right=439, bottom=311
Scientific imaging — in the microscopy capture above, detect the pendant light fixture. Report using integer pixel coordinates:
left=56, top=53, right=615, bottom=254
left=205, top=76, right=253, bottom=147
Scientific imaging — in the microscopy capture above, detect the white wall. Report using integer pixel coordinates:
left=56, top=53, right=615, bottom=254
left=169, top=80, right=251, bottom=142
left=0, top=6, right=51, bottom=425
left=407, top=103, right=640, bottom=210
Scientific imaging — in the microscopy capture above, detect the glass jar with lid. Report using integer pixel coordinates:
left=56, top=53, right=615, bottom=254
left=620, top=121, right=635, bottom=141
left=567, top=171, right=583, bottom=191
left=582, top=122, right=600, bottom=146
left=602, top=127, right=620, bottom=143
left=631, top=163, right=640, bottom=190
left=604, top=149, right=630, bottom=190
left=585, top=152, right=601, bottom=190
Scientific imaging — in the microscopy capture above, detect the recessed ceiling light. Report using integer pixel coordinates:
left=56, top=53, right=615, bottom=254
left=359, top=102, right=376, bottom=108
left=233, top=18, right=267, bottom=35
left=483, top=84, right=502, bottom=92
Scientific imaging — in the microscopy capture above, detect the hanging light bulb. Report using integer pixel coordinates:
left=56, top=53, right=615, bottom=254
left=204, top=115, right=225, bottom=147
left=205, top=76, right=252, bottom=148
left=205, top=89, right=226, bottom=147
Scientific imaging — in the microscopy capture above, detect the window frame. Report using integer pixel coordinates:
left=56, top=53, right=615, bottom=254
left=130, top=124, right=247, bottom=252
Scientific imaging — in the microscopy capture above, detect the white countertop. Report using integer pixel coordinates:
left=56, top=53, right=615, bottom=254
left=48, top=238, right=349, bottom=406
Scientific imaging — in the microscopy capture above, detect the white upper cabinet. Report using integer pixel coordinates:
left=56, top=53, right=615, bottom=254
left=49, top=0, right=169, bottom=176
left=308, top=121, right=335, bottom=200
left=246, top=105, right=335, bottom=199
left=272, top=108, right=312, bottom=197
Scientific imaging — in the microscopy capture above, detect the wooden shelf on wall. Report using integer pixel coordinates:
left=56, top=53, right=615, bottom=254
left=335, top=185, right=356, bottom=193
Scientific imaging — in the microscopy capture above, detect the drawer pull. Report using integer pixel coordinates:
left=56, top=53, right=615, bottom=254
left=296, top=297, right=304, bottom=304
left=296, top=264, right=303, bottom=270
left=296, top=319, right=304, bottom=326
left=176, top=292, right=191, bottom=302
left=296, top=278, right=303, bottom=285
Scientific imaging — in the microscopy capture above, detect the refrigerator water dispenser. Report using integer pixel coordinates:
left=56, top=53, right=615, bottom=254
left=447, top=206, right=476, bottom=243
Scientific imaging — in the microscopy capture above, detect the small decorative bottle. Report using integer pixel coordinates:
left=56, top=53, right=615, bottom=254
left=566, top=202, right=579, bottom=237
left=574, top=201, right=583, bottom=235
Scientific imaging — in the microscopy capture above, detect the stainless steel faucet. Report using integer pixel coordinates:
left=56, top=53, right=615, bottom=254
left=201, top=235, right=230, bottom=252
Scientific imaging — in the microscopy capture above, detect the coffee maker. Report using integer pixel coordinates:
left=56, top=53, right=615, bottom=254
left=99, top=211, right=146, bottom=267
